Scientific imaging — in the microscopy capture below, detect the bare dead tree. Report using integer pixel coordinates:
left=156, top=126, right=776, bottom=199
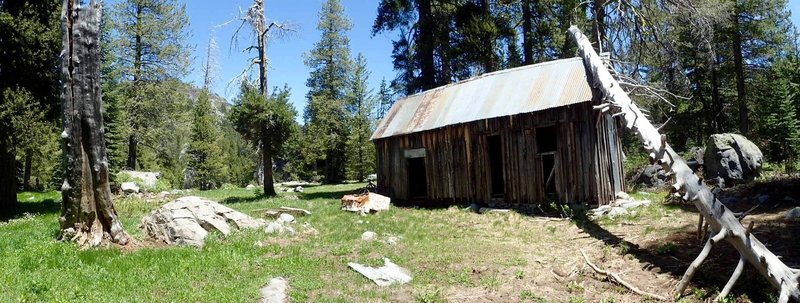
left=59, top=0, right=129, bottom=246
left=202, top=34, right=219, bottom=90
left=570, top=25, right=800, bottom=302
left=228, top=0, right=294, bottom=96
left=225, top=0, right=294, bottom=195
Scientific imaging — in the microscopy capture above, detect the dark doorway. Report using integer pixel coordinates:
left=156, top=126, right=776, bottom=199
left=408, top=157, right=427, bottom=198
left=487, top=135, right=504, bottom=197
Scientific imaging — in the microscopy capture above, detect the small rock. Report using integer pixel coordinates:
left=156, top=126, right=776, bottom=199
left=619, top=201, right=643, bottom=209
left=385, top=236, right=399, bottom=246
left=348, top=258, right=412, bottom=286
left=613, top=198, right=630, bottom=206
left=259, top=277, right=289, bottom=303
left=121, top=182, right=140, bottom=194
left=294, top=186, right=304, bottom=193
left=254, top=241, right=264, bottom=248
left=356, top=220, right=364, bottom=224
left=607, top=207, right=628, bottom=218
left=466, top=203, right=481, bottom=212
left=361, top=231, right=377, bottom=241
left=757, top=194, right=771, bottom=205
left=265, top=222, right=285, bottom=234
left=246, top=184, right=256, bottom=190
left=278, top=213, right=295, bottom=224
left=615, top=192, right=631, bottom=201
left=784, top=196, right=797, bottom=204
left=785, top=207, right=800, bottom=220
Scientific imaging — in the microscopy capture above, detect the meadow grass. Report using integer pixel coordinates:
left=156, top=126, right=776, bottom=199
left=1, top=185, right=758, bottom=302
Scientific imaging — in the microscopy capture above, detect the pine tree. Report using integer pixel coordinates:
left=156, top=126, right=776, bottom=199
left=376, top=79, right=396, bottom=120
left=345, top=54, right=377, bottom=181
left=229, top=83, right=297, bottom=195
left=107, top=0, right=191, bottom=169
left=187, top=91, right=225, bottom=190
left=0, top=0, right=61, bottom=212
left=303, top=0, right=353, bottom=183
left=758, top=58, right=800, bottom=168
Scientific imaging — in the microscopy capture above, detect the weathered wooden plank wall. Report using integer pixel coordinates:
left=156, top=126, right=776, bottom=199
left=374, top=101, right=624, bottom=207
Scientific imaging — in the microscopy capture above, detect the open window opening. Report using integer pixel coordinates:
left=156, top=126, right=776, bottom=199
left=536, top=126, right=558, bottom=198
left=487, top=135, right=505, bottom=197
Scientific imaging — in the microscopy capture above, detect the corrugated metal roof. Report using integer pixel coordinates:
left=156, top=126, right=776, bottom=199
left=371, top=57, right=594, bottom=140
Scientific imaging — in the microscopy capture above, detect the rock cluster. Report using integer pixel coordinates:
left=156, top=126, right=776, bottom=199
left=589, top=192, right=652, bottom=219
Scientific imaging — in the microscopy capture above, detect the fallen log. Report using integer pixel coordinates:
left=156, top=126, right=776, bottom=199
left=569, top=25, right=800, bottom=302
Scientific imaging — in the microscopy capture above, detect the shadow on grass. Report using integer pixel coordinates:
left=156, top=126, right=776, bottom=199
left=574, top=206, right=791, bottom=302
left=0, top=198, right=61, bottom=222
left=301, top=188, right=366, bottom=201
left=221, top=194, right=266, bottom=204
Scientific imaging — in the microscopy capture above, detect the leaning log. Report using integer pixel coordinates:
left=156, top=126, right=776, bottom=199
left=59, top=0, right=129, bottom=246
left=568, top=25, right=800, bottom=301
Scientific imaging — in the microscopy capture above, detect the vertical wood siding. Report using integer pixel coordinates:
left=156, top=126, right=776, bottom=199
left=374, top=102, right=624, bottom=206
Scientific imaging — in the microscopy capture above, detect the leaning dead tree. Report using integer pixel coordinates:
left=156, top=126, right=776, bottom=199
left=59, top=0, right=129, bottom=246
left=569, top=25, right=800, bottom=302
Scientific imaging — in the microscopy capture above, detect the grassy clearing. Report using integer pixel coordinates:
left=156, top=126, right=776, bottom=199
left=0, top=185, right=785, bottom=302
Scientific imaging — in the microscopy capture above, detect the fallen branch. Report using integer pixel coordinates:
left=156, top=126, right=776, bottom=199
left=569, top=25, right=800, bottom=301
left=581, top=250, right=668, bottom=301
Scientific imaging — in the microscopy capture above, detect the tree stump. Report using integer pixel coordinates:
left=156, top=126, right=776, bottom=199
left=59, top=0, right=129, bottom=246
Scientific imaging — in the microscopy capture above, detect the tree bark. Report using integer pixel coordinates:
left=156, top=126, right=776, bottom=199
left=416, top=0, right=436, bottom=91
left=590, top=0, right=607, bottom=53
left=569, top=25, right=800, bottom=301
left=126, top=134, right=137, bottom=169
left=732, top=10, right=748, bottom=136
left=23, top=150, right=32, bottom=190
left=261, top=130, right=276, bottom=196
left=521, top=0, right=533, bottom=64
left=60, top=0, right=129, bottom=246
left=0, top=133, right=17, bottom=214
left=254, top=0, right=268, bottom=96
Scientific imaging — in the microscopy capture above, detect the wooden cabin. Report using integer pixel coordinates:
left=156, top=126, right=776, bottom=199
left=371, top=57, right=624, bottom=209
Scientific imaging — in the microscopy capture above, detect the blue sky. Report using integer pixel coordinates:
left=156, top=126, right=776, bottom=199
left=179, top=0, right=396, bottom=114
left=109, top=0, right=800, bottom=115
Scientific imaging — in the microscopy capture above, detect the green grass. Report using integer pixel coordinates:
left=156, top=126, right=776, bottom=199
left=2, top=184, right=568, bottom=302
left=3, top=184, right=751, bottom=302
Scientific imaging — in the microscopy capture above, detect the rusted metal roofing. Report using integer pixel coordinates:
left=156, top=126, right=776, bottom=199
left=371, top=57, right=594, bottom=140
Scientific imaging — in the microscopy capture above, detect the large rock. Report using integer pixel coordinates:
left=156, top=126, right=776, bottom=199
left=124, top=171, right=161, bottom=188
left=634, top=164, right=669, bottom=188
left=121, top=182, right=140, bottom=194
left=140, top=196, right=266, bottom=247
left=703, top=134, right=763, bottom=186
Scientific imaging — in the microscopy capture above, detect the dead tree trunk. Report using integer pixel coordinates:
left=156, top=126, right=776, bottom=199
left=261, top=130, right=276, bottom=196
left=569, top=26, right=800, bottom=302
left=60, top=0, right=129, bottom=246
